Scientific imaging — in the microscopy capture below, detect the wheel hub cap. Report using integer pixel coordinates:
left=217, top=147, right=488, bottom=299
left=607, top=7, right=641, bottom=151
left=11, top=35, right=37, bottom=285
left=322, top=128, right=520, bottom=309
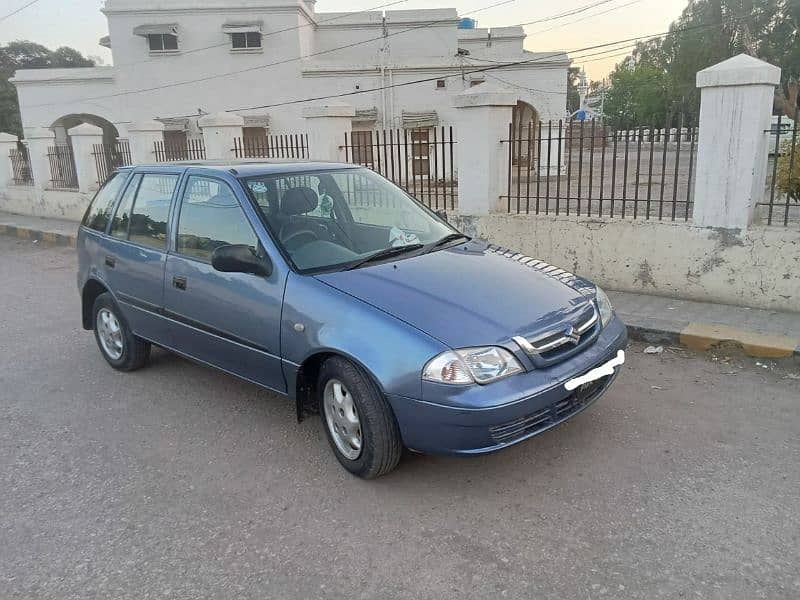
left=323, top=379, right=362, bottom=460
left=97, top=308, right=124, bottom=360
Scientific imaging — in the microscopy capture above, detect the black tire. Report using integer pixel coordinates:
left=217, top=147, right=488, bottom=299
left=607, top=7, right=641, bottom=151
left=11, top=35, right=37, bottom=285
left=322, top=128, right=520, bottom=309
left=92, top=292, right=150, bottom=372
left=318, top=356, right=403, bottom=479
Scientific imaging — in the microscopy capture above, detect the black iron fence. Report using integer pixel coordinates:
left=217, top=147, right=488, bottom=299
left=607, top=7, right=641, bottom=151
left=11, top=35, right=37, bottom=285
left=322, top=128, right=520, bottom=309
left=762, top=109, right=799, bottom=228
left=92, top=140, right=132, bottom=185
left=46, top=144, right=78, bottom=190
left=232, top=134, right=308, bottom=159
left=154, top=138, right=206, bottom=162
left=9, top=147, right=33, bottom=186
left=341, top=126, right=457, bottom=210
left=501, top=119, right=697, bottom=220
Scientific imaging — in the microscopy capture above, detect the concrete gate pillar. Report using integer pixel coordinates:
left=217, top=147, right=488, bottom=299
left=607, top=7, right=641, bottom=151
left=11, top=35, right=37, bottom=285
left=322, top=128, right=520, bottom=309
left=452, top=83, right=518, bottom=215
left=693, top=54, right=781, bottom=230
left=302, top=103, right=355, bottom=162
left=198, top=112, right=244, bottom=160
left=67, top=123, right=105, bottom=193
left=127, top=120, right=165, bottom=164
left=0, top=133, right=18, bottom=189
left=24, top=128, right=56, bottom=190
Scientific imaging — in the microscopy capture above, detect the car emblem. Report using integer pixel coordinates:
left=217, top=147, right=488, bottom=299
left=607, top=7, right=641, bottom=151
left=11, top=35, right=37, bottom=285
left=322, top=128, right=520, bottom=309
left=564, top=324, right=581, bottom=345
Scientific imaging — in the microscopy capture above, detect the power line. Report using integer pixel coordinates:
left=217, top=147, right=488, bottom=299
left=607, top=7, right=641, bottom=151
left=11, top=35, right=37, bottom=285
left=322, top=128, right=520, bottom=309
left=518, top=0, right=620, bottom=27
left=528, top=0, right=645, bottom=35
left=22, top=0, right=520, bottom=109
left=0, top=0, right=42, bottom=23
left=221, top=19, right=748, bottom=113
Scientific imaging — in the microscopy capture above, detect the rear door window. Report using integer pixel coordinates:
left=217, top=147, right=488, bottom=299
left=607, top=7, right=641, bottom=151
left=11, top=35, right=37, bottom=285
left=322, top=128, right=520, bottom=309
left=128, top=174, right=179, bottom=250
left=110, top=174, right=141, bottom=239
left=82, top=172, right=129, bottom=232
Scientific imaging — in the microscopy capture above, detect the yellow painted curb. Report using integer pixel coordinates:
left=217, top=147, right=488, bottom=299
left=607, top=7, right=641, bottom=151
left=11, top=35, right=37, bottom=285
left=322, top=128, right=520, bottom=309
left=15, top=227, right=30, bottom=240
left=680, top=322, right=798, bottom=359
left=42, top=231, right=58, bottom=244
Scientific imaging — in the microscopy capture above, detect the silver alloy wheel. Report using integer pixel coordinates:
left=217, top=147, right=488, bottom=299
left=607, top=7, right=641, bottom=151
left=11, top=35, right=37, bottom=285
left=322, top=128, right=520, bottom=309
left=323, top=379, right=363, bottom=460
left=96, top=307, right=124, bottom=360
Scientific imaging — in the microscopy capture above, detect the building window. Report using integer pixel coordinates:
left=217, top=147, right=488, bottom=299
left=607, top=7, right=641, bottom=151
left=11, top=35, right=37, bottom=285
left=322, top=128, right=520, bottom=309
left=410, top=130, right=431, bottom=176
left=470, top=80, right=484, bottom=87
left=231, top=31, right=262, bottom=50
left=148, top=33, right=178, bottom=52
left=436, top=80, right=446, bottom=89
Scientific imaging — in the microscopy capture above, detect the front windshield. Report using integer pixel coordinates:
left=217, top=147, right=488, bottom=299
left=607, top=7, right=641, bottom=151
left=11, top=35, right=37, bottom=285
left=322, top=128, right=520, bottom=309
left=242, top=168, right=458, bottom=273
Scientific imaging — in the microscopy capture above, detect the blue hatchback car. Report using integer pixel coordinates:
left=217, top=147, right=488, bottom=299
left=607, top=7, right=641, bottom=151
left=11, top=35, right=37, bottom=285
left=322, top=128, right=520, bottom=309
left=77, top=162, right=627, bottom=478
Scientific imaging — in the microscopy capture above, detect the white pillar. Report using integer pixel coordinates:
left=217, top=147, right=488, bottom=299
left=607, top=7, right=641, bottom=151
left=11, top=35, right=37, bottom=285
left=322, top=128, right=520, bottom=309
left=127, top=120, right=164, bottom=164
left=198, top=112, right=244, bottom=160
left=302, top=103, right=355, bottom=162
left=453, top=83, right=517, bottom=215
left=0, top=133, right=18, bottom=189
left=693, top=54, right=781, bottom=230
left=24, top=128, right=55, bottom=190
left=67, top=123, right=104, bottom=193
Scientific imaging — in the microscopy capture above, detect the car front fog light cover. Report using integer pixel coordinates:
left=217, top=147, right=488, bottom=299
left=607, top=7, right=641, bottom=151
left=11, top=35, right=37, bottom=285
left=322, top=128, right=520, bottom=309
left=595, top=286, right=614, bottom=327
left=423, top=346, right=523, bottom=385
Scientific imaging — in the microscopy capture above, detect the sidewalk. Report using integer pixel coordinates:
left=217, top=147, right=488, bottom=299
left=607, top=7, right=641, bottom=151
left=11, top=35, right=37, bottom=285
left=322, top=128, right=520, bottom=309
left=1, top=209, right=798, bottom=360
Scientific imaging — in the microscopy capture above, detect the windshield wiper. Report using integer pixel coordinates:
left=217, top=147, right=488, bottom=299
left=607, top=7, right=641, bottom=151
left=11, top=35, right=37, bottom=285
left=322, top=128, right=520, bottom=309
left=427, top=233, right=472, bottom=251
left=345, top=244, right=424, bottom=270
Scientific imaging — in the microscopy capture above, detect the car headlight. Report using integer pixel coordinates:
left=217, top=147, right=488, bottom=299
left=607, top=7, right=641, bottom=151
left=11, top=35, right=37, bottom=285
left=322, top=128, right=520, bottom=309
left=423, top=346, right=523, bottom=385
left=595, top=286, right=614, bottom=327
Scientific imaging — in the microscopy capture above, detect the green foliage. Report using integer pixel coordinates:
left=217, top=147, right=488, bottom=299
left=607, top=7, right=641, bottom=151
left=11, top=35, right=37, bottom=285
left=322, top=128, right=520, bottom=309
left=602, top=0, right=797, bottom=128
left=776, top=140, right=800, bottom=202
left=567, top=67, right=581, bottom=115
left=0, top=41, right=94, bottom=137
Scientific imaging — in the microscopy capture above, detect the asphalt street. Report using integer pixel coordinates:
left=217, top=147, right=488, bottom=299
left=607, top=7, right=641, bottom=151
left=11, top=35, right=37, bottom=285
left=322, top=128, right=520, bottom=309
left=1, top=235, right=798, bottom=600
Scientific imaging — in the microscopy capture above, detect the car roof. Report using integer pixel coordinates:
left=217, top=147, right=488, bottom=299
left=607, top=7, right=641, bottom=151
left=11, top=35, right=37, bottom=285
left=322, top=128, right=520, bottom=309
left=118, top=160, right=362, bottom=177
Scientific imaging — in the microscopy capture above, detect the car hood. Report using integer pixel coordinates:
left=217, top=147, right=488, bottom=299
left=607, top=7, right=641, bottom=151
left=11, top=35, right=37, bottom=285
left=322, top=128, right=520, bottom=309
left=315, top=240, right=596, bottom=348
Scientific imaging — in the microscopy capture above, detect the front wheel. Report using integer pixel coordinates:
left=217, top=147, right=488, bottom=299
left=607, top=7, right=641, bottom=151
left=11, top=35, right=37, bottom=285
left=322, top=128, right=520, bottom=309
left=318, top=357, right=402, bottom=479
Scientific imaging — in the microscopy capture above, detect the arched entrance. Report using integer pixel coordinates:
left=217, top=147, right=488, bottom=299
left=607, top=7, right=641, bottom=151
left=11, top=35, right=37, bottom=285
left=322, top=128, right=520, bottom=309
left=511, top=101, right=539, bottom=167
left=50, top=113, right=120, bottom=146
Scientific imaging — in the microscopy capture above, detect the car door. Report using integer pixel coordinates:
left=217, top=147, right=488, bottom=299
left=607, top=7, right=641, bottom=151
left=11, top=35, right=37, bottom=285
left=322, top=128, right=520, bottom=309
left=102, top=170, right=180, bottom=345
left=162, top=173, right=286, bottom=393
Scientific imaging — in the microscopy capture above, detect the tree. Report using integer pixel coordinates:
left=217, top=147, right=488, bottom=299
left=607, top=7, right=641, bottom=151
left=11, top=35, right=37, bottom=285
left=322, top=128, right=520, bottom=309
left=600, top=0, right=798, bottom=127
left=0, top=41, right=95, bottom=137
left=567, top=67, right=581, bottom=115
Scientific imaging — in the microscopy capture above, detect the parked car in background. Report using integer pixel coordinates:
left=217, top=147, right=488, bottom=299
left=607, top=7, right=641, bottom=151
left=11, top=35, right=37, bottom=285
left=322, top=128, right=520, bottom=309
left=77, top=162, right=628, bottom=478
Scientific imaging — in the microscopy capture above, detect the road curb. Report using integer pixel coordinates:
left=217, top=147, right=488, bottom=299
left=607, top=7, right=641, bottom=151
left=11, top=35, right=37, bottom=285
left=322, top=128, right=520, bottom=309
left=627, top=319, right=800, bottom=361
left=0, top=223, right=76, bottom=247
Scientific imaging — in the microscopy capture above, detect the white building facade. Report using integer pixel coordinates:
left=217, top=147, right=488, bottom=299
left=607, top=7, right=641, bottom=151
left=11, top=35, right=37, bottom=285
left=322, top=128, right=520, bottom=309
left=11, top=0, right=569, bottom=149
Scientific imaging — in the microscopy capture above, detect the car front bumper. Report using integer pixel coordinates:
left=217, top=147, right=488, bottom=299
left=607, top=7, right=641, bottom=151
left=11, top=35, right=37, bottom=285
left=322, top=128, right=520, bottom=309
left=386, top=316, right=628, bottom=455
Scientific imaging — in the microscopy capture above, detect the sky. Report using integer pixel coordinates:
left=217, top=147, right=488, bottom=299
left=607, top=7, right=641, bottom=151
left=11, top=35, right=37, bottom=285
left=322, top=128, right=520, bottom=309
left=0, top=0, right=689, bottom=79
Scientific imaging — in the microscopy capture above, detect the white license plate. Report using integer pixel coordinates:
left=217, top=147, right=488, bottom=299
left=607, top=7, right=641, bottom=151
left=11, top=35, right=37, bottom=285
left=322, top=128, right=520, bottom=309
left=564, top=350, right=625, bottom=392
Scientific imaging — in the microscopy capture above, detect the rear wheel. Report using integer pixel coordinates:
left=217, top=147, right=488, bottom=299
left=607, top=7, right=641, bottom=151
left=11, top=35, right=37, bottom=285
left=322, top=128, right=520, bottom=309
left=92, top=293, right=150, bottom=371
left=318, top=356, right=402, bottom=479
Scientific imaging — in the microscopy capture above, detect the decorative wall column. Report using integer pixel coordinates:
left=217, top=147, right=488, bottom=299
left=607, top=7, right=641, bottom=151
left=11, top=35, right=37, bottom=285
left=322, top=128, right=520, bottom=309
left=198, top=112, right=244, bottom=160
left=0, top=133, right=18, bottom=189
left=452, top=83, right=518, bottom=215
left=693, top=54, right=781, bottom=230
left=67, top=123, right=104, bottom=193
left=127, top=120, right=165, bottom=164
left=302, top=103, right=355, bottom=162
left=24, top=128, right=56, bottom=190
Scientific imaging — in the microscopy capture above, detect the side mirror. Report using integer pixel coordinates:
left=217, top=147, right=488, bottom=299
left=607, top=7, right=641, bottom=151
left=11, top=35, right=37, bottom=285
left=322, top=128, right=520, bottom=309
left=211, top=245, right=272, bottom=277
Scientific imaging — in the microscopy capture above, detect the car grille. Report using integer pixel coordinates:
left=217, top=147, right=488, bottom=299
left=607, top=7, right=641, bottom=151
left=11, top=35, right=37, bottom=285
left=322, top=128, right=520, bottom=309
left=513, top=303, right=600, bottom=367
left=488, top=375, right=611, bottom=445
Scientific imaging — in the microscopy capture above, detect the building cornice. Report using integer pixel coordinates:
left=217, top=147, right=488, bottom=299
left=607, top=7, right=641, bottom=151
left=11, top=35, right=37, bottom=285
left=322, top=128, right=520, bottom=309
left=301, top=60, right=568, bottom=77
left=102, top=4, right=316, bottom=25
left=10, top=67, right=115, bottom=86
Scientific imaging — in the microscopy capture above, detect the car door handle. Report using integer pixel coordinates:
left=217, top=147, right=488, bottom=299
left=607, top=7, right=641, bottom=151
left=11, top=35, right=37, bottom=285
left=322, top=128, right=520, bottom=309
left=104, top=255, right=116, bottom=268
left=173, top=276, right=187, bottom=291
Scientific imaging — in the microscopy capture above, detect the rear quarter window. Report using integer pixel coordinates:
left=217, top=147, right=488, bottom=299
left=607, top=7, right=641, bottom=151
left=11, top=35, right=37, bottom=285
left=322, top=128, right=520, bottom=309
left=81, top=172, right=130, bottom=232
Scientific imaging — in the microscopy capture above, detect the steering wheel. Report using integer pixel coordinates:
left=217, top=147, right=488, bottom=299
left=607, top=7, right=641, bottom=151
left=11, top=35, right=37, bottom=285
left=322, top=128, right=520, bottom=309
left=281, top=228, right=320, bottom=251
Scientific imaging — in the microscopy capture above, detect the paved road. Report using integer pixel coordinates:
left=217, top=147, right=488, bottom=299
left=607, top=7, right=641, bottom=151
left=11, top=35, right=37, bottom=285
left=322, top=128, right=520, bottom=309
left=1, top=236, right=798, bottom=600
